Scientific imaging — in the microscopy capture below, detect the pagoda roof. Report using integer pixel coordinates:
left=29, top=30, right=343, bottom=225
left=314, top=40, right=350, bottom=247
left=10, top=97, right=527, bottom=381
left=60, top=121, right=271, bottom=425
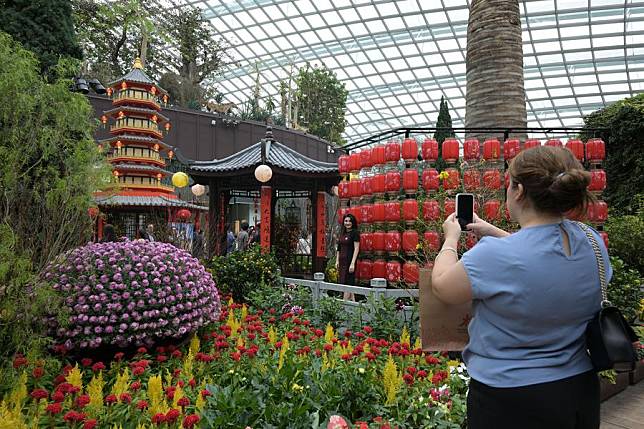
left=107, top=59, right=168, bottom=95
left=112, top=163, right=172, bottom=175
left=97, top=134, right=170, bottom=149
left=104, top=106, right=169, bottom=122
left=189, top=136, right=338, bottom=176
left=95, top=195, right=206, bottom=210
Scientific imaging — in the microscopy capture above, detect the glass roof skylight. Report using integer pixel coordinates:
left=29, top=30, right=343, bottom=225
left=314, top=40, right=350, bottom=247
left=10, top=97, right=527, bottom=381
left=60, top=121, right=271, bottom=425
left=155, top=0, right=644, bottom=144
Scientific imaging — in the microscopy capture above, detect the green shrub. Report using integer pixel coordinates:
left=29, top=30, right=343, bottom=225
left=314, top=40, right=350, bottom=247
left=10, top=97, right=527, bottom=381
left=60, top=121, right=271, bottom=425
left=605, top=203, right=644, bottom=275
left=207, top=246, right=281, bottom=303
left=607, top=256, right=643, bottom=324
left=246, top=280, right=312, bottom=314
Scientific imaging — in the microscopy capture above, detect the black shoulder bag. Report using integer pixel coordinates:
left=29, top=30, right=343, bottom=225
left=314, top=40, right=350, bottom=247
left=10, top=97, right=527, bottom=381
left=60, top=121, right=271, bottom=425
left=576, top=221, right=638, bottom=372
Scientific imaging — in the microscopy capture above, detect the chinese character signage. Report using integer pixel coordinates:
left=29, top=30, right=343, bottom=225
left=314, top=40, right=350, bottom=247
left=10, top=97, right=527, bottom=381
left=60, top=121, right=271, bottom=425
left=316, top=192, right=326, bottom=257
left=260, top=186, right=271, bottom=253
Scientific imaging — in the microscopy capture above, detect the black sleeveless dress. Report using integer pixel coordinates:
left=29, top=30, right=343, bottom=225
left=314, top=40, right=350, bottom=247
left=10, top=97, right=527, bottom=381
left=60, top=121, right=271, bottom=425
left=337, top=229, right=359, bottom=285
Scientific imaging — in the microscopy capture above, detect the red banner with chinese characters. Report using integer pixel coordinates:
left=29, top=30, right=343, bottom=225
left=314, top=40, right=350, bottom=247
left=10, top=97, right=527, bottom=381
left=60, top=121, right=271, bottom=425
left=260, top=186, right=271, bottom=253
left=217, top=193, right=225, bottom=254
left=316, top=191, right=326, bottom=257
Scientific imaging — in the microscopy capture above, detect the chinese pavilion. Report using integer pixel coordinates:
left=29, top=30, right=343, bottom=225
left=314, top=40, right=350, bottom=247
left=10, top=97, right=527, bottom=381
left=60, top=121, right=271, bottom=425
left=94, top=58, right=206, bottom=239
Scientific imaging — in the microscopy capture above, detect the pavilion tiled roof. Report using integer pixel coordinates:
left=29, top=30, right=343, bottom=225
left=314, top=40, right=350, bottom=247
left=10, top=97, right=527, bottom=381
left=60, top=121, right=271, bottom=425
left=108, top=62, right=168, bottom=95
left=104, top=106, right=169, bottom=122
left=97, top=134, right=170, bottom=149
left=190, top=139, right=338, bottom=175
left=95, top=195, right=206, bottom=210
left=112, top=163, right=172, bottom=175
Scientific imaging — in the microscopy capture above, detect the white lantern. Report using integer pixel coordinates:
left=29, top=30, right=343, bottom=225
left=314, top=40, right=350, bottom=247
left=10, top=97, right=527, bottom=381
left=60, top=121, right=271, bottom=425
left=254, top=164, right=273, bottom=183
left=191, top=184, right=206, bottom=197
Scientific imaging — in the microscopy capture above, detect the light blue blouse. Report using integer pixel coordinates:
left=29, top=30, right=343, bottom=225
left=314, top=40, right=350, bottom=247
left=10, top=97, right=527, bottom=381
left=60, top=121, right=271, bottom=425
left=461, top=220, right=612, bottom=388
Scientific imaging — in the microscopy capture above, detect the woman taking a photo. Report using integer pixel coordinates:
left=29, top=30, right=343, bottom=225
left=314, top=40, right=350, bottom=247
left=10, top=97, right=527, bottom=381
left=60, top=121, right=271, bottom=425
left=336, top=213, right=360, bottom=300
left=431, top=146, right=610, bottom=429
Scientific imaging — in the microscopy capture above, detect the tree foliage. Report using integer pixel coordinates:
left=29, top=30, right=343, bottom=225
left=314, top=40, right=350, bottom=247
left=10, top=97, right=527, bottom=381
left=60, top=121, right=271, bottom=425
left=433, top=96, right=456, bottom=172
left=580, top=93, right=644, bottom=214
left=0, top=32, right=111, bottom=358
left=0, top=0, right=82, bottom=76
left=293, top=64, right=348, bottom=144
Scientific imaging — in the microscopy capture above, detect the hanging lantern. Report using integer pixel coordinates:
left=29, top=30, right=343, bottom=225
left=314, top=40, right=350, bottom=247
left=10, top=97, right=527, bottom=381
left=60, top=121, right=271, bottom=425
left=442, top=168, right=460, bottom=190
left=151, top=86, right=157, bottom=95
left=384, top=201, right=401, bottom=223
left=402, top=261, right=419, bottom=285
left=372, top=259, right=387, bottom=278
left=360, top=149, right=373, bottom=170
left=361, top=176, right=373, bottom=197
left=338, top=155, right=350, bottom=174
left=118, top=111, right=125, bottom=118
left=503, top=139, right=521, bottom=160
left=337, top=208, right=349, bottom=225
left=356, top=260, right=372, bottom=284
left=442, top=138, right=459, bottom=162
left=371, top=145, right=386, bottom=166
left=423, top=231, right=441, bottom=251
left=483, top=139, right=501, bottom=160
left=113, top=170, right=119, bottom=177
left=385, top=140, right=401, bottom=164
left=164, top=122, right=171, bottom=132
left=565, top=139, right=585, bottom=161
left=421, top=138, right=439, bottom=162
left=172, top=171, right=189, bottom=188
left=385, top=171, right=401, bottom=194
left=423, top=200, right=441, bottom=221
left=338, top=180, right=350, bottom=200
left=153, top=143, right=160, bottom=152
left=463, top=139, right=480, bottom=160
left=402, top=138, right=418, bottom=163
left=588, top=169, right=606, bottom=192
left=191, top=183, right=206, bottom=197
left=385, top=231, right=401, bottom=254
left=483, top=169, right=502, bottom=190
left=349, top=152, right=361, bottom=173
left=422, top=168, right=440, bottom=192
left=100, top=115, right=107, bottom=124
left=587, top=200, right=608, bottom=223
left=523, top=139, right=541, bottom=150
left=254, top=164, right=273, bottom=183
left=372, top=173, right=386, bottom=195
left=483, top=200, right=502, bottom=221
left=386, top=260, right=402, bottom=283
left=586, top=138, right=605, bottom=162
left=177, top=209, right=191, bottom=220
left=163, top=94, right=169, bottom=104
left=151, top=115, right=158, bottom=123
left=402, top=199, right=418, bottom=224
left=349, top=178, right=362, bottom=199
left=463, top=169, right=481, bottom=191
left=372, top=232, right=386, bottom=254
left=360, top=232, right=373, bottom=253
left=402, top=168, right=418, bottom=194
left=168, top=150, right=174, bottom=159
left=545, top=139, right=563, bottom=148
left=106, top=87, right=112, bottom=96
left=121, top=82, right=127, bottom=90
left=444, top=199, right=456, bottom=217
left=372, top=202, right=386, bottom=224
left=156, top=173, right=163, bottom=181
left=360, top=204, right=373, bottom=225
left=402, top=230, right=419, bottom=254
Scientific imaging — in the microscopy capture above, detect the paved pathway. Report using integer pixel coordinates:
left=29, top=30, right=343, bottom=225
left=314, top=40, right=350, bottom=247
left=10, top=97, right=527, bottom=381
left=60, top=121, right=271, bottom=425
left=600, top=381, right=644, bottom=429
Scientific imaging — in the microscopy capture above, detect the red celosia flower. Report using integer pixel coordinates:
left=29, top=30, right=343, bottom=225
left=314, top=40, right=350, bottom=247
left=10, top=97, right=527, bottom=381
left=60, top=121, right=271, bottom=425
left=63, top=410, right=87, bottom=422
left=171, top=350, right=182, bottom=358
left=83, top=419, right=98, bottom=429
left=183, top=414, right=200, bottom=428
left=425, top=355, right=440, bottom=365
left=173, top=369, right=182, bottom=377
left=30, top=389, right=49, bottom=401
left=105, top=394, right=117, bottom=404
left=92, top=362, right=105, bottom=372
left=156, top=346, right=166, bottom=354
left=136, top=399, right=149, bottom=409
left=200, top=389, right=211, bottom=398
left=403, top=373, right=414, bottom=385
left=417, top=370, right=428, bottom=379
left=314, top=350, right=322, bottom=357
left=156, top=354, right=168, bottom=363
left=188, top=378, right=196, bottom=388
left=54, top=374, right=66, bottom=385
left=165, top=386, right=176, bottom=400
left=132, top=366, right=145, bottom=376
left=323, top=344, right=333, bottom=352
left=178, top=397, right=190, bottom=407
left=365, top=352, right=376, bottom=361
left=13, top=355, right=28, bottom=369
left=52, top=390, right=65, bottom=403
left=406, top=367, right=416, bottom=375
left=355, top=422, right=368, bottom=429
left=343, top=330, right=352, bottom=338
left=76, top=394, right=91, bottom=408
left=81, top=358, right=93, bottom=367
left=178, top=380, right=185, bottom=388
left=231, top=352, right=241, bottom=361
left=363, top=326, right=373, bottom=334
left=341, top=354, right=351, bottom=361
left=131, top=381, right=142, bottom=390
left=114, top=352, right=124, bottom=361
left=32, top=366, right=44, bottom=379
left=46, top=402, right=62, bottom=415
left=152, top=413, right=166, bottom=424
left=165, top=408, right=180, bottom=423
left=137, top=347, right=148, bottom=354
left=119, top=393, right=132, bottom=403
left=247, top=333, right=256, bottom=340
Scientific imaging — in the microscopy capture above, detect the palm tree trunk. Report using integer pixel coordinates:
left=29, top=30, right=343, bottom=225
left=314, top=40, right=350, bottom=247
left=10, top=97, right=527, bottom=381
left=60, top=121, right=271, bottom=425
left=465, top=0, right=527, bottom=141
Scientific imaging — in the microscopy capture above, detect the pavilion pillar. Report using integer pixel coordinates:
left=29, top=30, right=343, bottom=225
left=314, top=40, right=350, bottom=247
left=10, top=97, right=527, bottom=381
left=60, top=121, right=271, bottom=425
left=260, top=185, right=272, bottom=253
left=97, top=215, right=104, bottom=241
left=207, top=181, right=221, bottom=258
left=313, top=190, right=327, bottom=274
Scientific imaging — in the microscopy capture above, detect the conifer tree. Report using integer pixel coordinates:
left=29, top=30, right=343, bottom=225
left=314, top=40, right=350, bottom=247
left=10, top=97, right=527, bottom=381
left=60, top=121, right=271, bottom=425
left=433, top=96, right=456, bottom=172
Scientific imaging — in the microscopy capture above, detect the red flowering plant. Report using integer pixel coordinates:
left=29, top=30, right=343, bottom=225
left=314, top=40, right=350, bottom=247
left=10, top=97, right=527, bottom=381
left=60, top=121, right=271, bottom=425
left=1, top=299, right=468, bottom=428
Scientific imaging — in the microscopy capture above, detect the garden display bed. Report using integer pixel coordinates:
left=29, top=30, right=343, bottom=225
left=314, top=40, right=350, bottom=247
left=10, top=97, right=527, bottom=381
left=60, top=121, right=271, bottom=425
left=629, top=359, right=644, bottom=385
left=600, top=372, right=630, bottom=402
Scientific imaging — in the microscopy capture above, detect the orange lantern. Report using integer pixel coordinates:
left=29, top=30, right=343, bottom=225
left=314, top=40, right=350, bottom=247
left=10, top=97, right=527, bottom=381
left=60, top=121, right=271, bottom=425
left=100, top=115, right=107, bottom=124
left=153, top=143, right=160, bottom=152
left=115, top=140, right=122, bottom=149
left=106, top=87, right=112, bottom=96
left=151, top=115, right=158, bottom=123
left=168, top=150, right=174, bottom=159
left=113, top=170, right=119, bottom=177
left=156, top=173, right=163, bottom=180
left=163, top=94, right=169, bottom=104
left=118, top=111, right=125, bottom=118
left=150, top=86, right=157, bottom=95
left=121, top=82, right=127, bottom=90
left=164, top=122, right=171, bottom=132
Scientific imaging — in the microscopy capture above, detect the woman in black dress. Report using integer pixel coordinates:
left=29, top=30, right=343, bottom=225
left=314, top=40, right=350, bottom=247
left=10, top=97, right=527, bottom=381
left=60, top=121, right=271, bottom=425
left=335, top=213, right=360, bottom=300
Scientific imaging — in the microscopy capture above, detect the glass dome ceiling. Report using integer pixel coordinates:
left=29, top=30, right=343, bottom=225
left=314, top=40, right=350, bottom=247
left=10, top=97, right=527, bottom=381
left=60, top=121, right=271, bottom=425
left=156, top=0, right=644, bottom=144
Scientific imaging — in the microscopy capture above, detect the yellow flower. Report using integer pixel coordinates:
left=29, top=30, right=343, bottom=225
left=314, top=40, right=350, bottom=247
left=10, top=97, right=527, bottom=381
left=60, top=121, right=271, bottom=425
left=147, top=374, right=168, bottom=416
left=383, top=355, right=402, bottom=406
left=291, top=383, right=304, bottom=393
left=0, top=402, right=27, bottom=429
left=110, top=368, right=130, bottom=398
left=172, top=384, right=184, bottom=409
left=66, top=364, right=83, bottom=390
left=268, top=326, right=277, bottom=345
left=324, top=323, right=335, bottom=343
left=189, top=334, right=200, bottom=356
left=87, top=372, right=104, bottom=412
left=278, top=335, right=290, bottom=370
left=358, top=367, right=365, bottom=374
left=438, top=171, right=449, bottom=180
left=400, top=326, right=410, bottom=347
left=413, top=337, right=422, bottom=350
left=241, top=304, right=248, bottom=323
left=8, top=371, right=27, bottom=412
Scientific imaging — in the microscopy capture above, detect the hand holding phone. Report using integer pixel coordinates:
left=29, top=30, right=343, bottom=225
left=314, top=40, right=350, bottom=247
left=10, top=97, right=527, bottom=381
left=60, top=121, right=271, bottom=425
left=455, top=193, right=474, bottom=231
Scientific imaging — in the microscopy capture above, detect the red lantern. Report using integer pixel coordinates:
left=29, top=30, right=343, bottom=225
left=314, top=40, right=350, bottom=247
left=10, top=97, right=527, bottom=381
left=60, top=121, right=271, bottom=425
left=385, top=140, right=401, bottom=164
left=349, top=179, right=361, bottom=199
left=385, top=231, right=401, bottom=254
left=523, top=139, right=540, bottom=150
left=372, top=174, right=386, bottom=195
left=402, top=138, right=418, bottom=162
left=599, top=231, right=609, bottom=248
left=465, top=232, right=478, bottom=249
left=588, top=169, right=606, bottom=192
left=545, top=139, right=562, bottom=148
left=444, top=199, right=456, bottom=217
left=504, top=171, right=510, bottom=189
left=423, top=231, right=441, bottom=251
left=402, top=261, right=419, bottom=285
left=164, top=122, right=171, bottom=131
left=483, top=169, right=502, bottom=190
left=372, top=202, right=386, bottom=223
left=100, top=115, right=108, bottom=124
left=463, top=139, right=480, bottom=160
left=357, top=260, right=373, bottom=283
left=483, top=139, right=501, bottom=160
left=371, top=145, right=386, bottom=166
left=372, top=259, right=387, bottom=278
left=402, top=199, right=418, bottom=224
left=338, top=155, right=350, bottom=175
left=423, top=200, right=441, bottom=221
left=384, top=201, right=401, bottom=223
left=586, top=138, right=605, bottom=162
left=177, top=209, right=191, bottom=220
left=386, top=260, right=402, bottom=283
left=402, top=169, right=418, bottom=193
left=360, top=149, right=372, bottom=169
left=337, top=208, right=349, bottom=224
left=360, top=204, right=373, bottom=224
left=587, top=201, right=608, bottom=223
left=402, top=230, right=419, bottom=254
left=565, top=139, right=585, bottom=161
left=483, top=200, right=501, bottom=221
left=338, top=181, right=350, bottom=199
left=385, top=171, right=401, bottom=194
left=361, top=176, right=373, bottom=197
left=349, top=152, right=361, bottom=173
left=360, top=232, right=373, bottom=253
left=442, top=168, right=460, bottom=190
left=463, top=169, right=481, bottom=191
left=88, top=207, right=99, bottom=218
left=503, top=139, right=521, bottom=160
left=422, top=139, right=439, bottom=162
left=442, top=138, right=459, bottom=162
left=422, top=169, right=440, bottom=192
left=372, top=232, right=386, bottom=254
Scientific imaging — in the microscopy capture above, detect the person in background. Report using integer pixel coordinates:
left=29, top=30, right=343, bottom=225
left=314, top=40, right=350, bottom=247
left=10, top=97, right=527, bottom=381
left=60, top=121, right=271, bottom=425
left=249, top=222, right=261, bottom=246
left=226, top=224, right=235, bottom=255
left=101, top=224, right=117, bottom=243
left=138, top=227, right=149, bottom=240
left=192, top=229, right=204, bottom=259
left=146, top=224, right=156, bottom=242
left=296, top=230, right=311, bottom=255
left=335, top=214, right=360, bottom=301
left=236, top=221, right=250, bottom=252
left=431, top=146, right=610, bottom=429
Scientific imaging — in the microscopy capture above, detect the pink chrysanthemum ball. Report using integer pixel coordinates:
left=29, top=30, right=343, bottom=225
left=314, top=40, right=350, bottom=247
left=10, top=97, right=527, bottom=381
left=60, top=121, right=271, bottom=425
left=43, top=240, right=220, bottom=350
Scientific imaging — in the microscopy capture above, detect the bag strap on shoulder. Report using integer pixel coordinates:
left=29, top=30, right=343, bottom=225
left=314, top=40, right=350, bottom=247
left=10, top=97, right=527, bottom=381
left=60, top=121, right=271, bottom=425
left=574, top=221, right=611, bottom=308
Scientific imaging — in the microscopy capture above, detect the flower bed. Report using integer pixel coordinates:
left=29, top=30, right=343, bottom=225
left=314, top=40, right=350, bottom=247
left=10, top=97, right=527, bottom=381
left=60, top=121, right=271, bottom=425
left=1, top=300, right=469, bottom=428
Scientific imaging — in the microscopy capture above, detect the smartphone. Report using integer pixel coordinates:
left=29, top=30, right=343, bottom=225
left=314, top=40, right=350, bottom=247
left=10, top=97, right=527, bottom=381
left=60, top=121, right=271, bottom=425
left=456, top=193, right=474, bottom=231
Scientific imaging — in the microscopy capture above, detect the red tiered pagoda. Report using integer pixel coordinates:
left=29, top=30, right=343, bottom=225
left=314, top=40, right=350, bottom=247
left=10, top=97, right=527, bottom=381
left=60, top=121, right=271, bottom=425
left=94, top=58, right=206, bottom=239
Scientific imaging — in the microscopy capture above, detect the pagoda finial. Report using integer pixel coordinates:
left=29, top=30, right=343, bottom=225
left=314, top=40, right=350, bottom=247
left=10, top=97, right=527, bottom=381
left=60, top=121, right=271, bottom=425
left=133, top=57, right=143, bottom=70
